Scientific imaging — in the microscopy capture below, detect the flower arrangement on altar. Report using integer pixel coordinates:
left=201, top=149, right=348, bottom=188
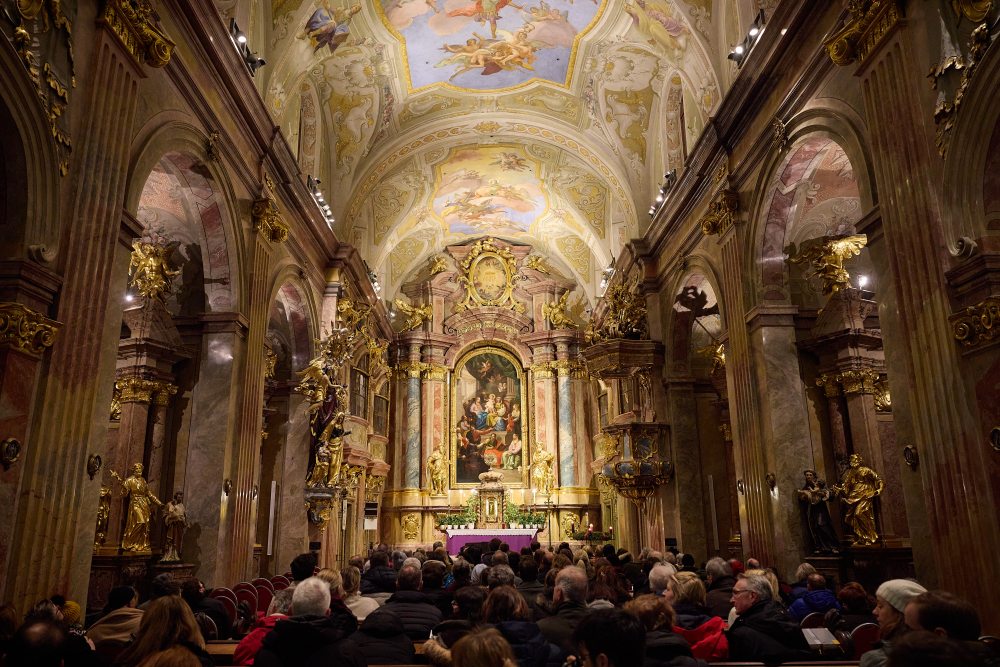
left=570, top=522, right=613, bottom=542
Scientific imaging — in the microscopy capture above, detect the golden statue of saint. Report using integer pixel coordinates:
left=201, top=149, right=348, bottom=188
left=427, top=446, right=449, bottom=496
left=307, top=442, right=333, bottom=487
left=532, top=447, right=555, bottom=495
left=318, top=411, right=347, bottom=485
left=830, top=454, right=884, bottom=546
left=112, top=463, right=163, bottom=552
left=128, top=241, right=180, bottom=302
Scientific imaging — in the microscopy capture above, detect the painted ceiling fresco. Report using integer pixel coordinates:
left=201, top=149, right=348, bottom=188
left=257, top=0, right=741, bottom=302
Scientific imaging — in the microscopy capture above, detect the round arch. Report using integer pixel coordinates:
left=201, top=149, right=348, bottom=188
left=663, top=259, right=726, bottom=377
left=267, top=266, right=319, bottom=377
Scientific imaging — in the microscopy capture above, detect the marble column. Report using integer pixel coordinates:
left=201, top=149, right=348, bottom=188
left=420, top=350, right=448, bottom=489
left=403, top=351, right=423, bottom=490
left=274, top=392, right=311, bottom=576
left=817, top=379, right=851, bottom=477
left=848, top=9, right=1000, bottom=622
left=664, top=378, right=708, bottom=562
left=4, top=20, right=150, bottom=611
left=556, top=362, right=575, bottom=488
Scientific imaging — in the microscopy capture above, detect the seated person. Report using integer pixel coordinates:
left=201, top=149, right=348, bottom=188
left=86, top=586, right=144, bottom=647
left=181, top=578, right=233, bottom=640
left=623, top=595, right=707, bottom=667
left=568, top=608, right=647, bottom=667
left=836, top=582, right=878, bottom=631
left=369, top=565, right=444, bottom=640
left=726, top=574, right=812, bottom=664
left=904, top=590, right=997, bottom=665
left=788, top=573, right=841, bottom=620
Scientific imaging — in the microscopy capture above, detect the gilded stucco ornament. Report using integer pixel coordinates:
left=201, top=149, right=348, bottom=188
left=699, top=190, right=739, bottom=236
left=427, top=446, right=449, bottom=496
left=394, top=298, right=434, bottom=332
left=532, top=447, right=555, bottom=494
left=588, top=273, right=648, bottom=344
left=251, top=198, right=290, bottom=243
left=541, top=291, right=578, bottom=330
left=951, top=0, right=993, bottom=22
left=129, top=242, right=179, bottom=302
left=454, top=237, right=525, bottom=314
left=791, top=234, right=868, bottom=296
left=824, top=0, right=904, bottom=68
left=522, top=255, right=550, bottom=274
left=365, top=475, right=386, bottom=502
left=111, top=463, right=163, bottom=552
left=264, top=347, right=277, bottom=380
left=98, top=0, right=176, bottom=68
left=696, top=339, right=725, bottom=373
left=949, top=295, right=1000, bottom=348
left=429, top=256, right=449, bottom=274
left=0, top=302, right=60, bottom=357
left=873, top=378, right=892, bottom=411
left=402, top=513, right=421, bottom=541
left=933, top=24, right=992, bottom=157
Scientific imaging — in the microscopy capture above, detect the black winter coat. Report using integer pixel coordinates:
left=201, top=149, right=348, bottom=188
left=374, top=590, right=444, bottom=640
left=516, top=579, right=546, bottom=618
left=352, top=610, right=415, bottom=665
left=360, top=565, right=398, bottom=594
left=493, top=621, right=562, bottom=667
left=421, top=587, right=455, bottom=618
left=726, top=600, right=813, bottom=664
left=704, top=576, right=736, bottom=619
left=644, top=629, right=708, bottom=667
left=252, top=612, right=364, bottom=667
left=189, top=596, right=233, bottom=640
left=536, top=602, right=589, bottom=657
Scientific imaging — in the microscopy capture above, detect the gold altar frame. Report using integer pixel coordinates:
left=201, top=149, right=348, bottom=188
left=451, top=343, right=531, bottom=488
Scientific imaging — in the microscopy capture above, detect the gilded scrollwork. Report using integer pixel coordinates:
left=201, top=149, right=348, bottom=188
left=0, top=302, right=60, bottom=357
left=873, top=378, right=891, bottom=412
left=696, top=339, right=725, bottom=373
left=699, top=190, right=739, bottom=236
left=949, top=295, right=1000, bottom=349
left=454, top=238, right=525, bottom=313
left=824, top=0, right=903, bottom=68
left=588, top=273, right=648, bottom=344
left=251, top=198, right=290, bottom=243
left=402, top=513, right=421, bottom=541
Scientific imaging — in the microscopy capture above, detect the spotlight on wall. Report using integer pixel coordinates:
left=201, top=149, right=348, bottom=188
left=858, top=275, right=869, bottom=288
left=649, top=170, right=679, bottom=217
left=229, top=19, right=266, bottom=77
left=307, top=174, right=335, bottom=227
left=599, top=257, right=616, bottom=294
left=728, top=9, right=766, bottom=69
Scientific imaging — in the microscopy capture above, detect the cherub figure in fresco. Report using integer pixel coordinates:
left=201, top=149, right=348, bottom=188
left=490, top=151, right=529, bottom=172
left=446, top=0, right=525, bottom=38
left=297, top=0, right=362, bottom=55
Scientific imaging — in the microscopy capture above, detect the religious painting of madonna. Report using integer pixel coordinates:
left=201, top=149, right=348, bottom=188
left=452, top=346, right=529, bottom=487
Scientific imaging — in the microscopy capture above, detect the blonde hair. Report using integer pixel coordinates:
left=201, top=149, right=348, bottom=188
left=136, top=646, right=202, bottom=667
left=452, top=627, right=519, bottom=667
left=340, top=565, right=361, bottom=596
left=667, top=571, right=706, bottom=606
left=316, top=568, right=344, bottom=597
left=624, top=595, right=677, bottom=631
left=745, top=569, right=780, bottom=599
left=117, top=596, right=204, bottom=667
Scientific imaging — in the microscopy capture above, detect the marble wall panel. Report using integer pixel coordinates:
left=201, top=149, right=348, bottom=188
left=695, top=393, right=733, bottom=557
left=667, top=382, right=708, bottom=562
left=557, top=375, right=575, bottom=486
left=276, top=394, right=311, bottom=575
left=405, top=377, right=421, bottom=488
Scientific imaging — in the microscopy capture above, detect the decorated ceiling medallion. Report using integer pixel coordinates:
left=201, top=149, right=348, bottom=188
left=376, top=0, right=608, bottom=92
left=454, top=238, right=525, bottom=313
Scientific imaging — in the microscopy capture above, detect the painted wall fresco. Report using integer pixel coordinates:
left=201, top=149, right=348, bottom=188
left=378, top=0, right=607, bottom=90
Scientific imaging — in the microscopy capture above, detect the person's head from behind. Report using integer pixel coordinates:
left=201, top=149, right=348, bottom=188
left=454, top=585, right=487, bottom=624
left=316, top=568, right=344, bottom=597
left=290, top=577, right=332, bottom=617
left=391, top=550, right=407, bottom=570
left=904, top=590, right=981, bottom=641
left=118, top=595, right=204, bottom=667
left=705, top=557, right=729, bottom=584
left=745, top=569, right=780, bottom=599
left=452, top=627, right=518, bottom=667
left=341, top=565, right=362, bottom=596
left=623, top=594, right=676, bottom=632
left=149, top=573, right=180, bottom=601
left=665, top=571, right=705, bottom=606
left=530, top=541, right=540, bottom=552
left=731, top=573, right=771, bottom=615
left=587, top=583, right=617, bottom=606
left=0, top=603, right=17, bottom=643
left=452, top=559, right=473, bottom=586
left=487, top=565, right=515, bottom=590
left=266, top=588, right=294, bottom=616
left=105, top=586, right=138, bottom=614
left=554, top=565, right=588, bottom=606
left=519, top=558, right=538, bottom=582
left=492, top=551, right=509, bottom=566
left=746, top=557, right=760, bottom=569
left=489, top=538, right=502, bottom=553
left=24, top=600, right=61, bottom=625
left=348, top=554, right=365, bottom=570
left=422, top=561, right=446, bottom=590
left=647, top=563, right=677, bottom=594
left=806, top=573, right=827, bottom=591
left=572, top=608, right=645, bottom=667
left=180, top=578, right=206, bottom=605
left=369, top=550, right=389, bottom=568
left=483, top=585, right=531, bottom=624
left=397, top=565, right=422, bottom=591
left=874, top=580, right=927, bottom=639
left=681, top=554, right=695, bottom=568
left=3, top=620, right=66, bottom=667
left=794, top=562, right=816, bottom=583
left=886, top=628, right=980, bottom=667
left=290, top=552, right=317, bottom=581
left=466, top=546, right=483, bottom=566
left=128, top=645, right=202, bottom=667
left=838, top=582, right=875, bottom=613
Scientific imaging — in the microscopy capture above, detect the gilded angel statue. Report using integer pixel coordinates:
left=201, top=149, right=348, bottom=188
left=429, top=256, right=449, bottom=275
left=532, top=447, right=555, bottom=495
left=337, top=297, right=371, bottom=333
left=696, top=339, right=725, bottom=373
left=394, top=298, right=434, bottom=332
left=523, top=255, right=549, bottom=274
left=129, top=241, right=180, bottom=302
left=541, top=291, right=578, bottom=330
left=791, top=234, right=868, bottom=296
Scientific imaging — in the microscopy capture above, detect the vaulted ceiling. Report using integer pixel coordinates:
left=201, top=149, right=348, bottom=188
left=258, top=0, right=742, bottom=303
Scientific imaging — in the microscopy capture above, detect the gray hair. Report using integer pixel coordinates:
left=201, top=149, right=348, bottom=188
left=647, top=550, right=663, bottom=562
left=391, top=551, right=407, bottom=569
left=795, top=562, right=816, bottom=582
left=706, top=557, right=730, bottom=582
left=742, top=573, right=773, bottom=603
left=639, top=547, right=651, bottom=561
left=487, top=565, right=516, bottom=589
left=648, top=563, right=677, bottom=591
left=402, top=557, right=422, bottom=570
left=555, top=565, right=588, bottom=604
left=291, top=577, right=331, bottom=617
left=664, top=552, right=677, bottom=565
left=267, top=588, right=294, bottom=616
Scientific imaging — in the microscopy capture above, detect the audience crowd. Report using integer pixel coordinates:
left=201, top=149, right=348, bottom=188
left=1, top=539, right=997, bottom=667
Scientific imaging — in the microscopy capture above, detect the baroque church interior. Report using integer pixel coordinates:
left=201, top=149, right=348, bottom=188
left=3, top=0, right=1000, bottom=658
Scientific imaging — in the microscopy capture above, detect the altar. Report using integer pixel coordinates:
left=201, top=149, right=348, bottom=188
left=445, top=528, right=539, bottom=554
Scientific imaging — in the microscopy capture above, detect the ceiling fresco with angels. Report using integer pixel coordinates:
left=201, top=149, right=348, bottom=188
left=260, top=0, right=738, bottom=300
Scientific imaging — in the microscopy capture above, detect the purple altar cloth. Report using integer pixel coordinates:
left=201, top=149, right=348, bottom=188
left=445, top=529, right=538, bottom=554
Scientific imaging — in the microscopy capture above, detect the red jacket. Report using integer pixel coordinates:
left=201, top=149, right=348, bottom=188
left=233, top=614, right=285, bottom=665
left=673, top=617, right=728, bottom=662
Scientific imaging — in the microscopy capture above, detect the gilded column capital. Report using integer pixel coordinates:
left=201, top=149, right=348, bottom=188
left=950, top=295, right=1000, bottom=350
left=421, top=363, right=449, bottom=381
left=823, top=0, right=903, bottom=68
left=98, top=0, right=176, bottom=68
left=397, top=361, right=427, bottom=378
left=718, top=423, right=733, bottom=442
left=0, top=302, right=60, bottom=358
left=251, top=198, right=290, bottom=243
left=836, top=369, right=880, bottom=395
left=816, top=374, right=842, bottom=397
left=873, top=378, right=892, bottom=412
left=554, top=360, right=573, bottom=377
left=570, top=362, right=589, bottom=380
left=116, top=378, right=157, bottom=403
left=530, top=361, right=555, bottom=379
left=365, top=474, right=385, bottom=502
left=151, top=382, right=178, bottom=406
left=699, top=189, right=739, bottom=236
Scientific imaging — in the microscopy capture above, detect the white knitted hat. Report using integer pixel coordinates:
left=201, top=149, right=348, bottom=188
left=876, top=579, right=927, bottom=613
